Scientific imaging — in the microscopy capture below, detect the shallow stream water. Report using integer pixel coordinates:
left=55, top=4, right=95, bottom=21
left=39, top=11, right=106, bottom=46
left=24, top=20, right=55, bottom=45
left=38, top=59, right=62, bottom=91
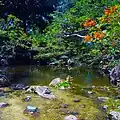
left=3, top=65, right=109, bottom=87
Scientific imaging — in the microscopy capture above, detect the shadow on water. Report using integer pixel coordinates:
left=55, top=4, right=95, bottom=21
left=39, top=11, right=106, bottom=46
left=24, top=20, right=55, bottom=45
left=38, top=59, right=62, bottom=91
left=1, top=65, right=110, bottom=86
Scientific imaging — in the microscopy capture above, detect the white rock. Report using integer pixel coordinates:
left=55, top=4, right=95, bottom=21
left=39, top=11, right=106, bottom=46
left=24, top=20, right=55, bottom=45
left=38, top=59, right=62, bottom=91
left=64, top=115, right=78, bottom=120
left=98, top=97, right=109, bottom=102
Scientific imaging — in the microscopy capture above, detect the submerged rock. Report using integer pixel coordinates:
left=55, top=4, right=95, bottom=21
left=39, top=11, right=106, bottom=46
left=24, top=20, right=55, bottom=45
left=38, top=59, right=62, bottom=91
left=108, top=111, right=120, bottom=120
left=64, top=115, right=78, bottom=120
left=49, top=78, right=61, bottom=86
left=24, top=105, right=40, bottom=116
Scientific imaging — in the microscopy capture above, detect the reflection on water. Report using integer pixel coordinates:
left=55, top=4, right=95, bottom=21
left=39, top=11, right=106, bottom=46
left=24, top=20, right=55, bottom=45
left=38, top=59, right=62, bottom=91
left=0, top=65, right=110, bottom=86
left=85, top=72, right=92, bottom=85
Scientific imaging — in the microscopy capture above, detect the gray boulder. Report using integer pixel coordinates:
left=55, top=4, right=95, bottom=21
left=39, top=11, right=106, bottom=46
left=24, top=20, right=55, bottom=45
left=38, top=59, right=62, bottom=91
left=27, top=86, right=56, bottom=99
left=108, top=111, right=120, bottom=120
left=49, top=78, right=61, bottom=86
left=109, top=66, right=120, bottom=85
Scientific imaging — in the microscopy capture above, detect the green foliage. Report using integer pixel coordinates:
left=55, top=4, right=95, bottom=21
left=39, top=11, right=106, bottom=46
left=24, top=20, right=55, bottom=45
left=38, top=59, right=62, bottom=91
left=56, top=81, right=71, bottom=88
left=0, top=0, right=119, bottom=66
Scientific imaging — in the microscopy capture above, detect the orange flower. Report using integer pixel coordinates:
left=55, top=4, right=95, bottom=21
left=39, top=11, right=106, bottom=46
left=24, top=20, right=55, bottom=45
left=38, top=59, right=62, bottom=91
left=84, top=35, right=92, bottom=42
left=111, top=6, right=118, bottom=13
left=93, top=32, right=104, bottom=39
left=83, top=19, right=96, bottom=27
left=104, top=8, right=112, bottom=16
left=104, top=6, right=118, bottom=16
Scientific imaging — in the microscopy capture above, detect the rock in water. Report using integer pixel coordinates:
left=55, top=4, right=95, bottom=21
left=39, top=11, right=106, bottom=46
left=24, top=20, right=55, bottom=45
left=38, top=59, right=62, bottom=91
left=64, top=115, right=78, bottom=120
left=0, top=75, right=10, bottom=87
left=49, top=78, right=61, bottom=86
left=10, top=84, right=27, bottom=90
left=108, top=111, right=120, bottom=120
left=109, top=66, right=120, bottom=85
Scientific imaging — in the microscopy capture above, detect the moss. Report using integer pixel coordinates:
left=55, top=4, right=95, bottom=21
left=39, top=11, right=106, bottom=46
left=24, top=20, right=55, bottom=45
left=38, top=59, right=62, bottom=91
left=103, top=98, right=120, bottom=113
left=0, top=87, right=104, bottom=120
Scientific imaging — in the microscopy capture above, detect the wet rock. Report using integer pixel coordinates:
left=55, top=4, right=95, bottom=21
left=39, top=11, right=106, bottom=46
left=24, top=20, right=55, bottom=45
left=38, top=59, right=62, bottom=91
left=98, top=97, right=109, bottom=102
left=0, top=59, right=8, bottom=66
left=0, top=75, right=10, bottom=87
left=102, top=105, right=108, bottom=111
left=24, top=105, right=40, bottom=116
left=74, top=99, right=80, bottom=102
left=64, top=115, right=78, bottom=120
left=0, top=102, right=9, bottom=108
left=23, top=96, right=31, bottom=102
left=108, top=111, right=120, bottom=120
left=27, top=86, right=56, bottom=99
left=109, top=66, right=120, bottom=86
left=49, top=78, right=61, bottom=86
left=10, top=84, right=28, bottom=90
left=35, top=86, right=56, bottom=99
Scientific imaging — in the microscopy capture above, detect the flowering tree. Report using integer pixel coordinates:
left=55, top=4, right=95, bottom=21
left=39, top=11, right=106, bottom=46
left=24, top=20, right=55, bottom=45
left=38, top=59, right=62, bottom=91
left=82, top=5, right=120, bottom=66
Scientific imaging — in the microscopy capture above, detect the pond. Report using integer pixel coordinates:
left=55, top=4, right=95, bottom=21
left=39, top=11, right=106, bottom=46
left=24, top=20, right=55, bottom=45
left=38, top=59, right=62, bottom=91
left=3, top=65, right=110, bottom=87
left=0, top=66, right=119, bottom=120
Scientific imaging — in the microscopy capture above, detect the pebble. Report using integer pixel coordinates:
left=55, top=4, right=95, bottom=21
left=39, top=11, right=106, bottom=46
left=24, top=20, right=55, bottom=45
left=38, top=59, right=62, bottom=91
left=60, top=104, right=69, bottom=108
left=23, top=96, right=31, bottom=102
left=88, top=91, right=93, bottom=94
left=102, top=105, right=108, bottom=111
left=74, top=99, right=80, bottom=102
left=80, top=104, right=86, bottom=108
left=64, top=115, right=78, bottom=120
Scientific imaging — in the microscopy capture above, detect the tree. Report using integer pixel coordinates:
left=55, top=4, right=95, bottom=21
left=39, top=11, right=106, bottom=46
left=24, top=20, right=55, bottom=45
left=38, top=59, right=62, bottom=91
left=0, top=0, right=57, bottom=32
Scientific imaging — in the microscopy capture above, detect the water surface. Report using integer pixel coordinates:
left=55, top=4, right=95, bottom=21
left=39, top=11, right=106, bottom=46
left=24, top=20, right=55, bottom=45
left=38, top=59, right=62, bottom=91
left=2, top=65, right=110, bottom=86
